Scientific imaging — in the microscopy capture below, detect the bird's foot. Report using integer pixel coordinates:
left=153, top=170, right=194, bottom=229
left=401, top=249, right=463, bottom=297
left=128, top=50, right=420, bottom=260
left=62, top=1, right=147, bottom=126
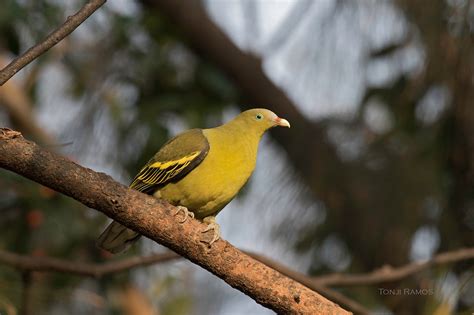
left=201, top=216, right=220, bottom=245
left=174, top=206, right=194, bottom=223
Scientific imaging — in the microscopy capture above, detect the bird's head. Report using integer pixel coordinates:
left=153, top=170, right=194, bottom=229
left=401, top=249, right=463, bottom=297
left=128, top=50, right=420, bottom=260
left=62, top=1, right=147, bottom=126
left=233, top=108, right=290, bottom=135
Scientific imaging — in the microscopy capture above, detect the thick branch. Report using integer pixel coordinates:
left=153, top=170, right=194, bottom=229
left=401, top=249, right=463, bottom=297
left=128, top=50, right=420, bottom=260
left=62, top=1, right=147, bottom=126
left=0, top=0, right=106, bottom=86
left=0, top=129, right=349, bottom=315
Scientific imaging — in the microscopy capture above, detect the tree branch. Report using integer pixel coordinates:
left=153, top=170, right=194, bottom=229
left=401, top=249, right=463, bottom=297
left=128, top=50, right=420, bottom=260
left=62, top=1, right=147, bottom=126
left=248, top=246, right=474, bottom=290
left=0, top=249, right=366, bottom=314
left=0, top=0, right=106, bottom=86
left=3, top=244, right=471, bottom=313
left=0, top=247, right=367, bottom=314
left=248, top=253, right=371, bottom=315
left=0, top=128, right=349, bottom=315
left=249, top=248, right=474, bottom=313
left=313, top=247, right=474, bottom=287
left=0, top=249, right=180, bottom=278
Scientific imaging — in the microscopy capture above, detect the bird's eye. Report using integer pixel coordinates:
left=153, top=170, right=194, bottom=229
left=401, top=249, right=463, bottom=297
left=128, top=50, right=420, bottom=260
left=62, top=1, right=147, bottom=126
left=255, top=114, right=263, bottom=120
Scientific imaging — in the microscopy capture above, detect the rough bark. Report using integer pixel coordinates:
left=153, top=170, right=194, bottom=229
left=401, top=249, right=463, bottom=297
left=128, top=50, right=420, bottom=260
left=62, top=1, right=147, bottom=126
left=0, top=129, right=350, bottom=315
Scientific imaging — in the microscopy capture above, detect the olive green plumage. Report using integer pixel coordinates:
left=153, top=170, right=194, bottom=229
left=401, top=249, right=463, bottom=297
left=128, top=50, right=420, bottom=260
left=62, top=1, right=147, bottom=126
left=97, top=108, right=290, bottom=253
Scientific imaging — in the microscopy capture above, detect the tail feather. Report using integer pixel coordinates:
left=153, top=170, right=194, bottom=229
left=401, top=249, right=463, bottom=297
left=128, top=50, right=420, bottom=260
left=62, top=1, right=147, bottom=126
left=97, top=221, right=140, bottom=254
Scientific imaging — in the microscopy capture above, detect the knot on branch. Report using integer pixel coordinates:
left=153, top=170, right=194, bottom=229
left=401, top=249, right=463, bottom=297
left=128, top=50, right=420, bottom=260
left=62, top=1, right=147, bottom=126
left=293, top=293, right=301, bottom=303
left=109, top=197, right=123, bottom=212
left=0, top=128, right=23, bottom=140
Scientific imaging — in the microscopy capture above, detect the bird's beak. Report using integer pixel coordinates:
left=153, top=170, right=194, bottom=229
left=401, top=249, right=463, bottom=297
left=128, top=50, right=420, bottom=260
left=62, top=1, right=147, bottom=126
left=274, top=117, right=291, bottom=128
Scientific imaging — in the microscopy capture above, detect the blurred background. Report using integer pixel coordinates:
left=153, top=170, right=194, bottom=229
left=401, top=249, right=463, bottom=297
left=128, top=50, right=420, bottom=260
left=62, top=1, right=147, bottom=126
left=0, top=0, right=473, bottom=314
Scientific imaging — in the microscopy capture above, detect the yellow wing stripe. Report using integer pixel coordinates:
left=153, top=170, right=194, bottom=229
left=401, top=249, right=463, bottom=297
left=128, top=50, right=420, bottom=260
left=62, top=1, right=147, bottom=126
left=129, top=151, right=201, bottom=190
left=149, top=151, right=200, bottom=169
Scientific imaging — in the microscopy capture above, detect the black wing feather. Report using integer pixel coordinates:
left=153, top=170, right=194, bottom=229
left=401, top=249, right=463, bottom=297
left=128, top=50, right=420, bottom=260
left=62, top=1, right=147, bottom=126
left=129, top=129, right=209, bottom=194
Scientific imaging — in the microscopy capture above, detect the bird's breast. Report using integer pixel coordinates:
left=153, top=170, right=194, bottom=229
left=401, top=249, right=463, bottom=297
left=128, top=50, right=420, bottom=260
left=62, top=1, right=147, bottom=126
left=157, top=129, right=258, bottom=218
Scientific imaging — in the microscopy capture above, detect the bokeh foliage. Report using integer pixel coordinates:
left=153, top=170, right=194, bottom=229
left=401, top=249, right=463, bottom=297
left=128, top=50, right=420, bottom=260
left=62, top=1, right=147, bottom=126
left=0, top=0, right=473, bottom=314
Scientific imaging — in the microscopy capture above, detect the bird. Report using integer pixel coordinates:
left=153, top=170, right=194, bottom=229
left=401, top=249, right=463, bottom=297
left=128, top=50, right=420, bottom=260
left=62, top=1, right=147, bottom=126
left=97, top=108, right=290, bottom=253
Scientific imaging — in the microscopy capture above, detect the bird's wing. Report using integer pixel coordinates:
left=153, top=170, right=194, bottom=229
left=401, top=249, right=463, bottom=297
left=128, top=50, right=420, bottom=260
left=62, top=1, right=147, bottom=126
left=130, top=129, right=209, bottom=194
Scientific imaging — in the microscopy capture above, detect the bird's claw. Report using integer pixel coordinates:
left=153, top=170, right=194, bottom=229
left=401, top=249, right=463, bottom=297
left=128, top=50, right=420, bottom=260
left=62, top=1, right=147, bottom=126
left=174, top=206, right=194, bottom=223
left=201, top=217, right=220, bottom=245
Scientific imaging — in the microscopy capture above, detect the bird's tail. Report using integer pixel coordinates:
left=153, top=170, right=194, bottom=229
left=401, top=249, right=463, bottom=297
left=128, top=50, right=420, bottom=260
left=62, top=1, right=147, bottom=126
left=96, top=221, right=141, bottom=254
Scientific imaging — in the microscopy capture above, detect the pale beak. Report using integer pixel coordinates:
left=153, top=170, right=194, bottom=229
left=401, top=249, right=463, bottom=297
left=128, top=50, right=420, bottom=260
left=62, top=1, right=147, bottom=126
left=274, top=117, right=291, bottom=128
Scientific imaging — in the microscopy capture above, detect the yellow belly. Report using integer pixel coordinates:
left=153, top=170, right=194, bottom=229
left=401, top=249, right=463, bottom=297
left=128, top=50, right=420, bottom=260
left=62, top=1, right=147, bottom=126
left=156, top=129, right=258, bottom=219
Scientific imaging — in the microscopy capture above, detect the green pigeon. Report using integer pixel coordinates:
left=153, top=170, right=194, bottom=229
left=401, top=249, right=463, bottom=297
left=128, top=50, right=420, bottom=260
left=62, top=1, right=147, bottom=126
left=97, top=108, right=290, bottom=253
